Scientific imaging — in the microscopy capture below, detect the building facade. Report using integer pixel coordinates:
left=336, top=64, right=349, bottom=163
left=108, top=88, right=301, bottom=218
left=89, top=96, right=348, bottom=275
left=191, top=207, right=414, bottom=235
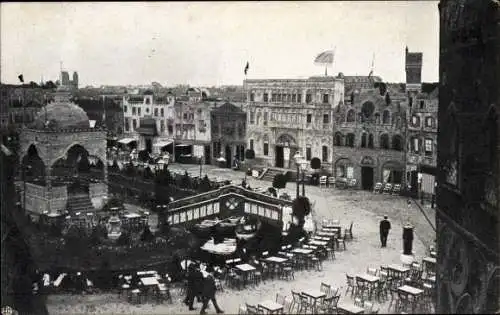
left=437, top=0, right=499, bottom=313
left=210, top=102, right=246, bottom=168
left=60, top=71, right=79, bottom=90
left=122, top=91, right=176, bottom=154
left=245, top=76, right=344, bottom=173
left=333, top=85, right=407, bottom=190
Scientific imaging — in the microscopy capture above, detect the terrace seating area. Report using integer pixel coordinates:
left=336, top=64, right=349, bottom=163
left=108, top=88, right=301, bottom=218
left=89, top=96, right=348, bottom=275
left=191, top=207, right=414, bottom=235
left=238, top=255, right=436, bottom=314
left=373, top=183, right=402, bottom=195
left=319, top=176, right=358, bottom=190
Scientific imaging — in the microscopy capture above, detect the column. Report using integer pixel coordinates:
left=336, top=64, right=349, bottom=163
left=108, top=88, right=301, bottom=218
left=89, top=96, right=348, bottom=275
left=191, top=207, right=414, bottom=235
left=46, top=165, right=52, bottom=214
left=103, top=156, right=109, bottom=197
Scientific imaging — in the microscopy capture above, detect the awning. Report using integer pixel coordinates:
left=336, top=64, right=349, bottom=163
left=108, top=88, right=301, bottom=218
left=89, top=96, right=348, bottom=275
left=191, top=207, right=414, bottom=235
left=153, top=140, right=173, bottom=148
left=118, top=138, right=137, bottom=144
left=175, top=144, right=191, bottom=147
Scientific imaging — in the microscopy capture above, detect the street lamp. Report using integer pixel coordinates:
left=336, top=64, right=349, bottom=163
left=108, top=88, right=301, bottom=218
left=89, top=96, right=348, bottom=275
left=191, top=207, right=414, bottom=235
left=299, top=159, right=308, bottom=196
left=293, top=151, right=309, bottom=198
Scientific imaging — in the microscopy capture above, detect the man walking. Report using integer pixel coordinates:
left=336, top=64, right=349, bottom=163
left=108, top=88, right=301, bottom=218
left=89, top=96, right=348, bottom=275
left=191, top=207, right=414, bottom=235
left=379, top=215, right=391, bottom=247
left=200, top=269, right=224, bottom=314
left=184, top=263, right=200, bottom=311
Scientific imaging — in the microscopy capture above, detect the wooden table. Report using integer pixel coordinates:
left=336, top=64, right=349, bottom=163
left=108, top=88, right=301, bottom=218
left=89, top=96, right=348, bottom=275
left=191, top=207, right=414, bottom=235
left=292, top=248, right=313, bottom=255
left=357, top=273, right=380, bottom=299
left=423, top=257, right=436, bottom=264
left=235, top=263, right=256, bottom=287
left=258, top=300, right=284, bottom=314
left=264, top=256, right=288, bottom=264
left=309, top=240, right=328, bottom=246
left=337, top=302, right=365, bottom=314
left=399, top=285, right=424, bottom=312
left=388, top=264, right=410, bottom=279
left=140, top=277, right=159, bottom=286
left=302, top=288, right=326, bottom=313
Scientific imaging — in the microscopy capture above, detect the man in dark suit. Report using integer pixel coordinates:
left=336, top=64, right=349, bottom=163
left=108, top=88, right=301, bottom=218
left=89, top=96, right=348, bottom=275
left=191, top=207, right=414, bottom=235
left=184, top=264, right=200, bottom=310
left=200, top=271, right=224, bottom=314
left=379, top=216, right=391, bottom=247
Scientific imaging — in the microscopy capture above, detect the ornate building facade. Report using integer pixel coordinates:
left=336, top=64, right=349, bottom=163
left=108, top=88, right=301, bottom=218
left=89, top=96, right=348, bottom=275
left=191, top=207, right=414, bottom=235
left=436, top=0, right=499, bottom=313
left=210, top=102, right=246, bottom=168
left=245, top=76, right=344, bottom=173
left=333, top=85, right=407, bottom=190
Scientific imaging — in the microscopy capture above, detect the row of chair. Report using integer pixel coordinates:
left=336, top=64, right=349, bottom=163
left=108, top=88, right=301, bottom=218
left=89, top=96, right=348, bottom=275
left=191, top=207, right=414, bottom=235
left=373, top=182, right=402, bottom=195
left=319, top=176, right=357, bottom=189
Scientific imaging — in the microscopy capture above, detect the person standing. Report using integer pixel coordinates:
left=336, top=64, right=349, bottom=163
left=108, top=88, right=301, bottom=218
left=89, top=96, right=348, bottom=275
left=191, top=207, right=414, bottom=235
left=379, top=216, right=391, bottom=247
left=184, top=264, right=198, bottom=311
left=200, top=270, right=224, bottom=314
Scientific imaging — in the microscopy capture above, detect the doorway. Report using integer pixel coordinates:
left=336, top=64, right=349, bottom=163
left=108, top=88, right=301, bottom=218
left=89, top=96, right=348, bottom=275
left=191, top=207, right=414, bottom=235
left=275, top=146, right=284, bottom=168
left=225, top=145, right=232, bottom=168
left=204, top=145, right=211, bottom=165
left=145, top=138, right=152, bottom=153
left=361, top=167, right=374, bottom=190
left=410, top=171, right=418, bottom=197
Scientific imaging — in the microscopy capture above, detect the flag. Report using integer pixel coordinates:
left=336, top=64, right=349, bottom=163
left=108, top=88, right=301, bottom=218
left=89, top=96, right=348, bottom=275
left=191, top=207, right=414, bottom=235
left=18, top=74, right=24, bottom=83
left=244, top=62, right=249, bottom=75
left=314, top=50, right=335, bottom=64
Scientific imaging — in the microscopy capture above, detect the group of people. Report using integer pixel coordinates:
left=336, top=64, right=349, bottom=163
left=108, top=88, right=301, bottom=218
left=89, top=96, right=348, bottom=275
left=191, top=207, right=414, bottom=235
left=183, top=263, right=224, bottom=314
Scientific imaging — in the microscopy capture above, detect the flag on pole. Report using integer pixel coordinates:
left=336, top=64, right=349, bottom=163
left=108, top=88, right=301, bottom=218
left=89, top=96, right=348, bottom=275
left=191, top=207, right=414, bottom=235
left=18, top=74, right=24, bottom=83
left=244, top=62, right=249, bottom=75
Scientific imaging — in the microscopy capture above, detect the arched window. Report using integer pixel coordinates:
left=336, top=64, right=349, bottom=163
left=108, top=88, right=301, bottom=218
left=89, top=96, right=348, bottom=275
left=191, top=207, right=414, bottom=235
left=334, top=132, right=343, bottom=146
left=380, top=134, right=390, bottom=149
left=361, top=133, right=367, bottom=148
left=374, top=113, right=380, bottom=124
left=425, top=116, right=435, bottom=128
left=368, top=134, right=374, bottom=148
left=382, top=110, right=390, bottom=124
left=392, top=135, right=403, bottom=151
left=346, top=133, right=355, bottom=147
left=411, top=115, right=421, bottom=127
left=346, top=109, right=355, bottom=122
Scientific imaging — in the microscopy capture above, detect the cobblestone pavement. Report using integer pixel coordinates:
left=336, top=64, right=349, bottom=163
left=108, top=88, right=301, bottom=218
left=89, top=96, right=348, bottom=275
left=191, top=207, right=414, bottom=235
left=47, top=163, right=436, bottom=314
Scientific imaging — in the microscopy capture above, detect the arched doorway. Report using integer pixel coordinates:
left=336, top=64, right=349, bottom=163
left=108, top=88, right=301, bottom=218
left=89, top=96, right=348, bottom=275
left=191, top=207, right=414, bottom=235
left=21, top=144, right=46, bottom=185
left=275, top=134, right=297, bottom=168
left=225, top=145, right=232, bottom=168
left=381, top=161, right=404, bottom=184
left=360, top=156, right=375, bottom=190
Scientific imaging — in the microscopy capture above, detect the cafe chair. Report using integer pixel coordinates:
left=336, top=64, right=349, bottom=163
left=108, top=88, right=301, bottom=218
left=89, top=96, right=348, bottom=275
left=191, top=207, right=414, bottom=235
left=319, top=176, right=328, bottom=188
left=328, top=176, right=336, bottom=188
left=345, top=274, right=356, bottom=296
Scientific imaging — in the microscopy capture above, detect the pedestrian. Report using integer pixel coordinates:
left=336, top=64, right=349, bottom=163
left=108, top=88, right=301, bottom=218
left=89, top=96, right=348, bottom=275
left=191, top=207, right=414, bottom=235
left=183, top=263, right=197, bottom=310
left=379, top=215, right=391, bottom=248
left=200, top=270, right=224, bottom=315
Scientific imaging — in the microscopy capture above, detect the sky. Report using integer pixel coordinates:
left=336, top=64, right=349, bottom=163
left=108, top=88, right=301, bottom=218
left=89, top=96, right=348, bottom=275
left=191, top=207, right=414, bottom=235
left=1, top=1, right=439, bottom=87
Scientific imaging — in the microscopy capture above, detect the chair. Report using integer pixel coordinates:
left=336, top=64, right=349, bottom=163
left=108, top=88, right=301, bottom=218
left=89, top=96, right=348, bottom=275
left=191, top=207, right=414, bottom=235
left=238, top=304, right=247, bottom=315
left=375, top=279, right=389, bottom=302
left=246, top=303, right=258, bottom=315
left=276, top=293, right=286, bottom=305
left=328, top=176, right=336, bottom=188
left=344, top=222, right=353, bottom=240
left=388, top=287, right=400, bottom=311
left=282, top=298, right=293, bottom=314
left=320, top=282, right=331, bottom=295
left=345, top=274, right=356, bottom=296
left=290, top=290, right=302, bottom=313
left=318, top=295, right=339, bottom=314
left=348, top=178, right=357, bottom=188
left=373, top=182, right=383, bottom=193
left=392, top=184, right=402, bottom=195
left=298, top=293, right=313, bottom=314
left=319, top=176, right=328, bottom=188
left=326, top=245, right=336, bottom=260
left=355, top=277, right=369, bottom=301
left=367, top=267, right=378, bottom=276
left=354, top=296, right=364, bottom=307
left=281, top=262, right=295, bottom=280
left=383, top=183, right=393, bottom=194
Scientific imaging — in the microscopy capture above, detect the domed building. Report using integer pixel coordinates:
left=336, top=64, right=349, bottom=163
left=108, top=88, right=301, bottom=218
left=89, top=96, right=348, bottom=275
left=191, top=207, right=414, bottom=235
left=19, top=87, right=108, bottom=217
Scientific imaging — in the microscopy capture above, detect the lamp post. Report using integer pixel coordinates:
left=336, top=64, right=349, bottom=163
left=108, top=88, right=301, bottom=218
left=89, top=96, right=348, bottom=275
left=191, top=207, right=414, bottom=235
left=198, top=155, right=203, bottom=178
left=299, top=159, right=308, bottom=196
left=293, top=151, right=302, bottom=199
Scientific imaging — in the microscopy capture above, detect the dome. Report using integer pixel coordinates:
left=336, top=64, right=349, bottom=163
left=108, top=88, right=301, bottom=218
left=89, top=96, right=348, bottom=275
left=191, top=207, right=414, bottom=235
left=32, top=100, right=90, bottom=130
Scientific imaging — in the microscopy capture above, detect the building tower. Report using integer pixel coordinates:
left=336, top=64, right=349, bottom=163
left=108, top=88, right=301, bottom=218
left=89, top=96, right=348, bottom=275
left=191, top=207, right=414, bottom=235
left=72, top=72, right=79, bottom=90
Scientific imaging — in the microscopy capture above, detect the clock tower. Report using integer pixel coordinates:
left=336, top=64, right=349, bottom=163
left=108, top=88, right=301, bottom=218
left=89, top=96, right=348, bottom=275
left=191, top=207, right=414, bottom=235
left=405, top=46, right=423, bottom=93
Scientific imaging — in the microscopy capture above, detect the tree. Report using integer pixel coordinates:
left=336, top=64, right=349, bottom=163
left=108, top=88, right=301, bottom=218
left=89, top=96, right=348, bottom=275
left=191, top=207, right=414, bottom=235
left=310, top=157, right=322, bottom=185
left=43, top=81, right=57, bottom=89
left=272, top=173, right=287, bottom=196
left=292, top=196, right=311, bottom=227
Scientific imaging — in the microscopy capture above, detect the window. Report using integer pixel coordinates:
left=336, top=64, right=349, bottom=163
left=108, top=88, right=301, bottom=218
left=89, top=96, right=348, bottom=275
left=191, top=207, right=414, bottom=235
left=368, top=134, right=374, bottom=148
left=138, top=108, right=142, bottom=115
left=411, top=115, right=420, bottom=127
left=263, top=142, right=269, bottom=156
left=425, top=117, right=434, bottom=128
left=263, top=93, right=268, bottom=102
left=125, top=118, right=130, bottom=131
left=420, top=100, right=425, bottom=109
left=132, top=119, right=137, bottom=130
left=323, top=94, right=329, bottom=104
left=250, top=93, right=255, bottom=102
left=322, top=146, right=328, bottom=162
left=297, top=94, right=302, bottom=103
left=382, top=110, right=390, bottom=124
left=250, top=112, right=255, bottom=124
left=392, top=135, right=403, bottom=151
left=374, top=113, right=380, bottom=124
left=154, top=108, right=158, bottom=117
left=145, top=108, right=149, bottom=113
left=346, top=133, right=355, bottom=147
left=250, top=139, right=254, bottom=150
left=425, top=139, right=433, bottom=156
left=183, top=113, right=188, bottom=120
left=323, top=114, right=329, bottom=124
left=160, top=108, right=164, bottom=117
left=271, top=94, right=277, bottom=102
left=160, top=120, right=165, bottom=133
left=412, top=137, right=420, bottom=153
left=263, top=112, right=268, bottom=126
left=306, top=147, right=312, bottom=160
left=346, top=166, right=354, bottom=179
left=346, top=110, right=355, bottom=122
left=361, top=133, right=367, bottom=148
left=292, top=94, right=296, bottom=102
left=380, top=134, right=390, bottom=149
left=306, top=94, right=312, bottom=104
left=167, top=125, right=173, bottom=135
left=124, top=106, right=128, bottom=113
left=132, top=107, right=136, bottom=115
left=334, top=133, right=343, bottom=146
left=307, top=114, right=312, bottom=123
